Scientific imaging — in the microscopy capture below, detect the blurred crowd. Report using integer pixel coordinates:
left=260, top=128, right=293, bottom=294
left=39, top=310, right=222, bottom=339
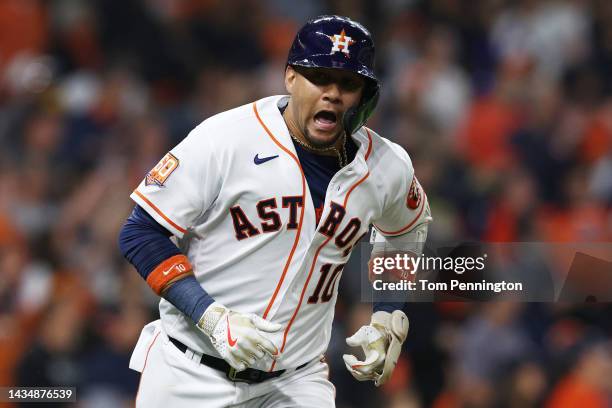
left=0, top=0, right=611, bottom=407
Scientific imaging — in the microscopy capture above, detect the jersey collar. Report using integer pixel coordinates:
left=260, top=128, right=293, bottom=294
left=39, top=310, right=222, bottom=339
left=255, top=95, right=372, bottom=164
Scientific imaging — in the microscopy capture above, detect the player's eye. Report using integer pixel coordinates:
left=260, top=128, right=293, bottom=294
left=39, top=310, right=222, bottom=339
left=299, top=68, right=363, bottom=92
left=308, top=72, right=331, bottom=85
left=340, top=78, right=362, bottom=92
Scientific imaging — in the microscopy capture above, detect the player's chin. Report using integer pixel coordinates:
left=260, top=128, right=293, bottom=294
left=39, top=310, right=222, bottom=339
left=307, top=122, right=342, bottom=148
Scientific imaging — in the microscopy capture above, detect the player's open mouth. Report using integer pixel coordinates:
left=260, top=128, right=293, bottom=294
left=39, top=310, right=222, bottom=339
left=314, top=110, right=338, bottom=132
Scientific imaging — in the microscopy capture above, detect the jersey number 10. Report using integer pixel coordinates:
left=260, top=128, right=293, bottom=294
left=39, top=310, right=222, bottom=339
left=307, top=263, right=345, bottom=304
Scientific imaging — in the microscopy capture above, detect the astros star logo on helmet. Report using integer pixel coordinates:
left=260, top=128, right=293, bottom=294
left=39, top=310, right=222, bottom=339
left=329, top=29, right=355, bottom=56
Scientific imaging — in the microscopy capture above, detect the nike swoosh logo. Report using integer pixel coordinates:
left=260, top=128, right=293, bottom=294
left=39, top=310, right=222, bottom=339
left=162, top=263, right=179, bottom=276
left=254, top=154, right=279, bottom=165
left=226, top=315, right=238, bottom=347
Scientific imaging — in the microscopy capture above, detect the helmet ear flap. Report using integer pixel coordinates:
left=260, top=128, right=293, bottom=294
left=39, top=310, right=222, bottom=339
left=343, top=83, right=379, bottom=136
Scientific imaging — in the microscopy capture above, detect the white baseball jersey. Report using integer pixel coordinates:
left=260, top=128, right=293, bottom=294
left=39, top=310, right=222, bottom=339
left=131, top=95, right=430, bottom=371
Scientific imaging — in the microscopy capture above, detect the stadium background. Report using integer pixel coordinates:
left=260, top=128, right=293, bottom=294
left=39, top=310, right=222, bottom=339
left=0, top=0, right=611, bottom=407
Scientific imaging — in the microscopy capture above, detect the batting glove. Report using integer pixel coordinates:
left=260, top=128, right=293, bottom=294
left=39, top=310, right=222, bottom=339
left=343, top=310, right=409, bottom=386
left=197, top=302, right=282, bottom=372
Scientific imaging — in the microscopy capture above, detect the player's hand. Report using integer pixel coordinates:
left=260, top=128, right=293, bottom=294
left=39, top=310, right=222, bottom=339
left=197, top=302, right=282, bottom=372
left=342, top=310, right=409, bottom=386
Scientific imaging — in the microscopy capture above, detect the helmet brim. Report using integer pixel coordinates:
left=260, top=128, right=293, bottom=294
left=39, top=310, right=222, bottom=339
left=288, top=55, right=377, bottom=83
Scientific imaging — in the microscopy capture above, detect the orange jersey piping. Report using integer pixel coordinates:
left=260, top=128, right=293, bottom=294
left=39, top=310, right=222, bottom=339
left=252, top=102, right=307, bottom=320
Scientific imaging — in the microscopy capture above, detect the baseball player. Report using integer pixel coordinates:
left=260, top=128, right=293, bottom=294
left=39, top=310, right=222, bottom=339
left=119, top=15, right=431, bottom=407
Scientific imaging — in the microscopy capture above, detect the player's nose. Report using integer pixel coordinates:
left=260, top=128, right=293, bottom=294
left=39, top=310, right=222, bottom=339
left=322, top=82, right=342, bottom=104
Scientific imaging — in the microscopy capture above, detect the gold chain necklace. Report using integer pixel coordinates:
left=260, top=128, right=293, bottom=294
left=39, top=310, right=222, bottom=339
left=288, top=131, right=348, bottom=168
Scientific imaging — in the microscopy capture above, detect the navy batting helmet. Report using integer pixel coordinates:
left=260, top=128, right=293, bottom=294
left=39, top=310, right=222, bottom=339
left=287, top=15, right=380, bottom=135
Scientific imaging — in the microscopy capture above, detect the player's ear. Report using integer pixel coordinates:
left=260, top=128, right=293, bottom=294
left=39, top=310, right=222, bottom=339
left=285, top=65, right=296, bottom=94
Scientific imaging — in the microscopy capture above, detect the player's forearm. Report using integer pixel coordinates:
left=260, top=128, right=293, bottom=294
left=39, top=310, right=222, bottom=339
left=118, top=205, right=215, bottom=323
left=163, top=275, right=214, bottom=323
left=373, top=301, right=405, bottom=314
left=369, top=217, right=430, bottom=315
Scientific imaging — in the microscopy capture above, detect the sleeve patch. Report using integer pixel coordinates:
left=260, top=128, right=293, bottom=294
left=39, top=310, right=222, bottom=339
left=406, top=177, right=422, bottom=210
left=145, top=152, right=179, bottom=187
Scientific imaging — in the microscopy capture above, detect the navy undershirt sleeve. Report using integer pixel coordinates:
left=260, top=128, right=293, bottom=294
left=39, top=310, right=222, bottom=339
left=373, top=301, right=406, bottom=314
left=118, top=205, right=214, bottom=323
left=164, top=275, right=214, bottom=323
left=118, top=205, right=180, bottom=277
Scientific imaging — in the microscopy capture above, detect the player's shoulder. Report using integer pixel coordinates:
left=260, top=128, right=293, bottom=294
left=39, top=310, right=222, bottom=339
left=357, top=126, right=414, bottom=178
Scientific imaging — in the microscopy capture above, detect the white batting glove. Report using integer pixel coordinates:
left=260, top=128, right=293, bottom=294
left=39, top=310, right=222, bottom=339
left=197, top=302, right=282, bottom=372
left=343, top=310, right=409, bottom=386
